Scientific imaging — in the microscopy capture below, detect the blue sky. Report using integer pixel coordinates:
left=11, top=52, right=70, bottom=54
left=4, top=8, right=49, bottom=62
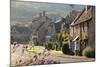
left=11, top=1, right=85, bottom=24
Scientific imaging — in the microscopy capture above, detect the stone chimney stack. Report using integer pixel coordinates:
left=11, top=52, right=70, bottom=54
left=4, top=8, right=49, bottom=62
left=39, top=13, right=42, bottom=17
left=43, top=11, right=45, bottom=16
left=85, top=5, right=87, bottom=13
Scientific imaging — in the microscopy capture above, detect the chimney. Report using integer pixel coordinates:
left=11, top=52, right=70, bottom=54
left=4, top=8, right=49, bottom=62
left=43, top=11, right=45, bottom=16
left=85, top=6, right=88, bottom=13
left=39, top=13, right=42, bottom=17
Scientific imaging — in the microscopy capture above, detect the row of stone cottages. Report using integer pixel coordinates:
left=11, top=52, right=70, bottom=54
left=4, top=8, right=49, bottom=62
left=70, top=6, right=95, bottom=48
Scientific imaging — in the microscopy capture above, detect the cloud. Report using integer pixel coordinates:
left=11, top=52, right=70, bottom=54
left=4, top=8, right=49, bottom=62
left=11, top=1, right=85, bottom=24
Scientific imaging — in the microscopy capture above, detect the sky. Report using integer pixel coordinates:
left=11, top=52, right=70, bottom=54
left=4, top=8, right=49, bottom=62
left=11, top=1, right=86, bottom=25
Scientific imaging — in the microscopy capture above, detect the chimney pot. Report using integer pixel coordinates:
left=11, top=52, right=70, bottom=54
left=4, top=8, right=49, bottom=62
left=43, top=11, right=45, bottom=16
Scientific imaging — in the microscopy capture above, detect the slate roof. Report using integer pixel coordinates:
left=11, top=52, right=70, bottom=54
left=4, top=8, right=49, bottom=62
left=11, top=26, right=31, bottom=34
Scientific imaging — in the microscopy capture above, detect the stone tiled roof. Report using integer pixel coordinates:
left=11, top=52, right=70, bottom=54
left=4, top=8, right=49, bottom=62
left=71, top=7, right=92, bottom=26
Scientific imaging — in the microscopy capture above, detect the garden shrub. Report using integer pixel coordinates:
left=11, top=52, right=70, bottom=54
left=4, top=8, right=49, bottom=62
left=55, top=43, right=61, bottom=51
left=79, top=39, right=87, bottom=56
left=82, top=47, right=95, bottom=58
left=44, top=43, right=48, bottom=49
left=47, top=42, right=54, bottom=50
left=62, top=43, right=70, bottom=54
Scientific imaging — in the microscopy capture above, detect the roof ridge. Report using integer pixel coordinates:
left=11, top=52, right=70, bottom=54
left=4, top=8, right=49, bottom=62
left=71, top=8, right=85, bottom=26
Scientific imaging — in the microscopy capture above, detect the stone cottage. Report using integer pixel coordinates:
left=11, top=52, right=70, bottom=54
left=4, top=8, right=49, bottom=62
left=31, top=11, right=54, bottom=45
left=70, top=6, right=95, bottom=48
left=11, top=25, right=31, bottom=44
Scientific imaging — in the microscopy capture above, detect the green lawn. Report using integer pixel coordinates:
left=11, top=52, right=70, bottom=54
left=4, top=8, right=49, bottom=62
left=50, top=50, right=63, bottom=55
left=26, top=45, right=63, bottom=55
left=26, top=46, right=44, bottom=53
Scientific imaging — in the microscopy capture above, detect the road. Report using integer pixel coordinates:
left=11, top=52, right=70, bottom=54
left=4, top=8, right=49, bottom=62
left=10, top=45, right=95, bottom=66
left=52, top=54, right=95, bottom=63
